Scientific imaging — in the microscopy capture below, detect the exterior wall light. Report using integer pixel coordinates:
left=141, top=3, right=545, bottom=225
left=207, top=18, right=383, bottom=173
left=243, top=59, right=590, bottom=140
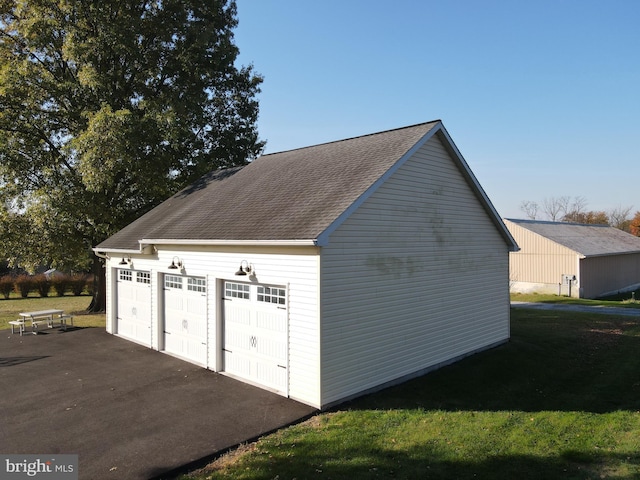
left=168, top=256, right=184, bottom=270
left=119, top=256, right=131, bottom=265
left=235, top=260, right=254, bottom=276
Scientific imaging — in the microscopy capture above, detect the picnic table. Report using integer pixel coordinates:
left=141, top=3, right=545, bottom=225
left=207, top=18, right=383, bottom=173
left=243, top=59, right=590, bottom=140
left=11, top=309, right=74, bottom=335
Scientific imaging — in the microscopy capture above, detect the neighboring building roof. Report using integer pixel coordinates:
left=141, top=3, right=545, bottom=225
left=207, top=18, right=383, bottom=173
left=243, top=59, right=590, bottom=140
left=505, top=219, right=640, bottom=257
left=97, top=120, right=516, bottom=252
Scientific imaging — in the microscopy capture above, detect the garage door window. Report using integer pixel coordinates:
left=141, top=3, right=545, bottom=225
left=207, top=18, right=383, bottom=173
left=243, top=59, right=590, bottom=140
left=188, top=277, right=206, bottom=293
left=165, top=275, right=182, bottom=289
left=137, top=272, right=151, bottom=284
left=225, top=282, right=249, bottom=299
left=257, top=286, right=286, bottom=305
left=119, top=270, right=133, bottom=281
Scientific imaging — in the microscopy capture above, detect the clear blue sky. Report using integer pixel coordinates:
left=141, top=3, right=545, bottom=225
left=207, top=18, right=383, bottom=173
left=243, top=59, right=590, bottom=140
left=234, top=0, right=640, bottom=219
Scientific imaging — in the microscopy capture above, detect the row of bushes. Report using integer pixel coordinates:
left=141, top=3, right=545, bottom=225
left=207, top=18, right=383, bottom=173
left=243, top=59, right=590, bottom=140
left=0, top=273, right=94, bottom=299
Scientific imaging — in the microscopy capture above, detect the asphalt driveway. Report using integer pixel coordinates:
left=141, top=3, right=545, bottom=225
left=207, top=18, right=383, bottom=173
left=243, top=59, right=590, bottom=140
left=0, top=327, right=316, bottom=479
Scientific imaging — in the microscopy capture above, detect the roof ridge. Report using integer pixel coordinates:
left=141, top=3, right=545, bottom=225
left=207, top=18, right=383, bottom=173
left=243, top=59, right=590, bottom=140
left=506, top=218, right=611, bottom=228
left=262, top=120, right=442, bottom=156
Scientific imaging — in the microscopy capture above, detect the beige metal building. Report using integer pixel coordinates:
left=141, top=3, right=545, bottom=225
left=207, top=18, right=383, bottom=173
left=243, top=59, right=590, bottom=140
left=505, top=219, right=640, bottom=298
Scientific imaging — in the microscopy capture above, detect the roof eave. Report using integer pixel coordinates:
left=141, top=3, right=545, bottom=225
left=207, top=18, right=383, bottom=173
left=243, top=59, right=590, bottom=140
left=92, top=246, right=154, bottom=255
left=139, top=238, right=319, bottom=247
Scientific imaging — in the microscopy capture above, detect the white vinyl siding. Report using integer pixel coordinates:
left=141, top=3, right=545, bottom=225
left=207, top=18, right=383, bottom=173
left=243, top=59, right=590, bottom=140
left=104, top=247, right=321, bottom=407
left=319, top=134, right=511, bottom=406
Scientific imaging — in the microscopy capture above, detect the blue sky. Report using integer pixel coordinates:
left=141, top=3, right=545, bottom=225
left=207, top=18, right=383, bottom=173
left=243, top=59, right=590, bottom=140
left=234, top=1, right=640, bottom=219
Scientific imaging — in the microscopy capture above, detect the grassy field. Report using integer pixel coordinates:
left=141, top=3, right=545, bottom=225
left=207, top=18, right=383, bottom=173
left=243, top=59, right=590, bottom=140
left=0, top=294, right=106, bottom=330
left=511, top=292, right=640, bottom=308
left=183, top=307, right=640, bottom=480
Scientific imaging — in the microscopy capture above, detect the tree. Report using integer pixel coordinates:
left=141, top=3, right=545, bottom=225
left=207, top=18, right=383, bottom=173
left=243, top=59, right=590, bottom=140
left=630, top=211, right=640, bottom=236
left=0, top=0, right=264, bottom=311
left=541, top=196, right=568, bottom=221
left=607, top=205, right=634, bottom=232
left=562, top=210, right=608, bottom=225
left=519, top=200, right=539, bottom=220
left=541, top=195, right=587, bottom=222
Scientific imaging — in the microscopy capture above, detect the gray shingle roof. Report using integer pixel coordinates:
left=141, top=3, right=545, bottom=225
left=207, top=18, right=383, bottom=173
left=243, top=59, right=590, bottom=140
left=97, top=120, right=515, bottom=251
left=506, top=219, right=640, bottom=256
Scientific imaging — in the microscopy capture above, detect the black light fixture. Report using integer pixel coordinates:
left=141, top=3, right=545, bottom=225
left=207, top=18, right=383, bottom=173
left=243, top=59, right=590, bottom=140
left=119, top=257, right=128, bottom=265
left=235, top=260, right=253, bottom=276
left=168, top=256, right=183, bottom=270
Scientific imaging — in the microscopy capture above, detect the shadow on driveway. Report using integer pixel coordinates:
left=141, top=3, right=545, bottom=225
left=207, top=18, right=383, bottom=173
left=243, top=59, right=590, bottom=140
left=0, top=327, right=316, bottom=479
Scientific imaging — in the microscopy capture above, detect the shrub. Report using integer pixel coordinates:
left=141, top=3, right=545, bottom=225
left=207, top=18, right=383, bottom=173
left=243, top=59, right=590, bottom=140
left=0, top=275, right=14, bottom=299
left=33, top=274, right=51, bottom=297
left=14, top=275, right=34, bottom=298
left=51, top=273, right=70, bottom=297
left=70, top=274, right=87, bottom=296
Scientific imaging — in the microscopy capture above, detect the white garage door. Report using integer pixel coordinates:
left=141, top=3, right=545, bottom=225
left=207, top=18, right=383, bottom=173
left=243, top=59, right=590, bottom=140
left=223, top=281, right=288, bottom=393
left=116, top=269, right=152, bottom=347
left=163, top=274, right=208, bottom=366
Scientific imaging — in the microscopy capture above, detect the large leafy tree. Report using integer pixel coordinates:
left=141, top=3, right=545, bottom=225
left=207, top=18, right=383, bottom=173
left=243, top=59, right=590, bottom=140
left=0, top=0, right=264, bottom=310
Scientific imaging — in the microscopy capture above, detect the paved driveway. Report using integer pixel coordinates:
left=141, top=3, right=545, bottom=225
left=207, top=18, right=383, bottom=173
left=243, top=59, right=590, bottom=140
left=0, top=327, right=316, bottom=479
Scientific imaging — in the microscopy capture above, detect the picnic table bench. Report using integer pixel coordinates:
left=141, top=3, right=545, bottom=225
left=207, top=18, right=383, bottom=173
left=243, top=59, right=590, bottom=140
left=10, top=309, right=74, bottom=335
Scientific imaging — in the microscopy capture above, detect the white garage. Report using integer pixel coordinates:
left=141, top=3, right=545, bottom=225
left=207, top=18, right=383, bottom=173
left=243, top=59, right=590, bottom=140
left=96, top=120, right=519, bottom=409
left=222, top=281, right=288, bottom=394
left=115, top=269, right=152, bottom=347
left=163, top=274, right=208, bottom=366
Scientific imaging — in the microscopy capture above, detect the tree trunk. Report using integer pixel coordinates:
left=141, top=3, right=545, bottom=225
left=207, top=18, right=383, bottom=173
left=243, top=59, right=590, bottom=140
left=87, top=255, right=106, bottom=313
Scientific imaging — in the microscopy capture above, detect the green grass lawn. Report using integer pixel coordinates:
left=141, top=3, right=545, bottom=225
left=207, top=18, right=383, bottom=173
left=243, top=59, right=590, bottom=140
left=511, top=292, right=640, bottom=309
left=0, top=294, right=106, bottom=330
left=183, top=308, right=640, bottom=480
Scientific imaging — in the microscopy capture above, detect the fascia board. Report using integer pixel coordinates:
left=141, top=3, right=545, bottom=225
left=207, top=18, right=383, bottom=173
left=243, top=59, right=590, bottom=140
left=139, top=239, right=318, bottom=247
left=92, top=247, right=141, bottom=255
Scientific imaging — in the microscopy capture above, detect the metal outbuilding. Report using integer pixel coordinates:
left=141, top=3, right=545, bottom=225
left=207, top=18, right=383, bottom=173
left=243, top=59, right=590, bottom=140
left=95, top=120, right=518, bottom=409
left=505, top=219, right=640, bottom=298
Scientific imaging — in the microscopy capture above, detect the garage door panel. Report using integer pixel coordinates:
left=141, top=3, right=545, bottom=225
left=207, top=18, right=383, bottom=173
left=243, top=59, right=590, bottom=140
left=163, top=275, right=207, bottom=366
left=256, top=363, right=287, bottom=389
left=224, top=329, right=251, bottom=352
left=164, top=332, right=182, bottom=355
left=222, top=281, right=288, bottom=393
left=255, top=336, right=286, bottom=362
left=224, top=302, right=251, bottom=325
left=165, top=295, right=183, bottom=311
left=164, top=320, right=185, bottom=336
left=116, top=269, right=152, bottom=347
left=224, top=351, right=251, bottom=377
left=184, top=317, right=207, bottom=339
left=255, top=310, right=286, bottom=332
left=186, top=297, right=206, bottom=315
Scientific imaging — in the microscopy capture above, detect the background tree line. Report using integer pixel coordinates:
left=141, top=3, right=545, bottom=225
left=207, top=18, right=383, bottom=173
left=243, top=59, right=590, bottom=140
left=520, top=196, right=640, bottom=235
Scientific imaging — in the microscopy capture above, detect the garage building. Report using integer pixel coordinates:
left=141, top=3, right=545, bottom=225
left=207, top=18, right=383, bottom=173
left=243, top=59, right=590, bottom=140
left=95, top=120, right=518, bottom=409
left=506, top=218, right=640, bottom=298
